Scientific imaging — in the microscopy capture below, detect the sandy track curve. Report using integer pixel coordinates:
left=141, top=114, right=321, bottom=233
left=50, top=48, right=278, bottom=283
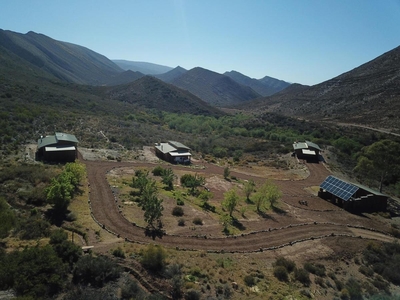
left=83, top=158, right=394, bottom=252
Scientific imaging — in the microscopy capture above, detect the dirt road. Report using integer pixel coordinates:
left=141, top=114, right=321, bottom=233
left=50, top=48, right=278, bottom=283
left=83, top=157, right=395, bottom=252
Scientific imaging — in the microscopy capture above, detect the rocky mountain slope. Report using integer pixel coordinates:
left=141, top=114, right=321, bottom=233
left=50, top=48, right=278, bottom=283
left=245, top=45, right=400, bottom=131
left=113, top=60, right=173, bottom=75
left=0, top=29, right=122, bottom=85
left=171, top=67, right=262, bottom=107
left=224, top=70, right=290, bottom=96
left=104, top=76, right=223, bottom=116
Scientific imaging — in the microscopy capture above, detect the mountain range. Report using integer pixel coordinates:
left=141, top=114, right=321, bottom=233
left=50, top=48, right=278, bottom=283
left=1, top=28, right=400, bottom=131
left=241, top=46, right=400, bottom=131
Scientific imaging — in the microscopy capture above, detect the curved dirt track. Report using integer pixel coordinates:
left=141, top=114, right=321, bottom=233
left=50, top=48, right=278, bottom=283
left=83, top=157, right=394, bottom=252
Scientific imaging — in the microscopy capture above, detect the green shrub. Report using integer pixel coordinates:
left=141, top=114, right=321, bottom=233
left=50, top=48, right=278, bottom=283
left=304, top=262, right=326, bottom=277
left=274, top=256, right=296, bottom=273
left=294, top=268, right=311, bottom=286
left=112, top=247, right=125, bottom=258
left=141, top=244, right=167, bottom=272
left=185, top=289, right=201, bottom=300
left=273, top=266, right=289, bottom=282
left=244, top=275, right=256, bottom=286
left=178, top=218, right=185, bottom=226
left=192, top=217, right=203, bottom=225
left=121, top=279, right=146, bottom=299
left=73, top=255, right=121, bottom=287
left=152, top=166, right=165, bottom=176
left=176, top=198, right=184, bottom=206
left=172, top=206, right=184, bottom=217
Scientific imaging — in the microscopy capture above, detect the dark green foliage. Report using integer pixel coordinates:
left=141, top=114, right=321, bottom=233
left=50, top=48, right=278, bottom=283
left=304, top=262, right=326, bottom=277
left=172, top=206, right=184, bottom=216
left=161, top=168, right=175, bottom=190
left=49, top=229, right=82, bottom=267
left=141, top=244, right=167, bottom=272
left=273, top=266, right=289, bottom=282
left=184, top=289, right=201, bottom=300
left=178, top=218, right=185, bottom=226
left=223, top=166, right=230, bottom=179
left=344, top=278, right=362, bottom=300
left=17, top=215, right=51, bottom=240
left=0, top=245, right=68, bottom=298
left=112, top=247, right=125, bottom=258
left=192, top=217, right=203, bottom=225
left=244, top=275, right=256, bottom=286
left=63, top=285, right=120, bottom=300
left=180, top=174, right=205, bottom=195
left=152, top=166, right=165, bottom=176
left=362, top=241, right=400, bottom=285
left=294, top=268, right=311, bottom=286
left=274, top=256, right=296, bottom=273
left=121, top=279, right=147, bottom=300
left=72, top=255, right=122, bottom=287
left=0, top=197, right=16, bottom=238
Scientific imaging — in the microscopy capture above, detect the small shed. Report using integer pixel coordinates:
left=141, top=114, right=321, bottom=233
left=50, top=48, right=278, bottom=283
left=37, top=132, right=78, bottom=162
left=155, top=141, right=191, bottom=164
left=318, top=175, right=388, bottom=212
left=293, top=141, right=321, bottom=161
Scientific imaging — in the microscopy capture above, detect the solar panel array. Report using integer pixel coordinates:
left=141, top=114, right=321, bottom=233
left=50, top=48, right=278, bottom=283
left=320, top=175, right=359, bottom=201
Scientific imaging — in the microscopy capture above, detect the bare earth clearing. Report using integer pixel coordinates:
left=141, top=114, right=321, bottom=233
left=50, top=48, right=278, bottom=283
left=79, top=148, right=397, bottom=254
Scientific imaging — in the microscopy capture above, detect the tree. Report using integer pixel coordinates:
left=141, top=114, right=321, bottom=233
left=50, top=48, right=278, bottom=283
left=132, top=170, right=151, bottom=195
left=243, top=179, right=255, bottom=202
left=140, top=181, right=163, bottom=229
left=64, top=162, right=86, bottom=186
left=162, top=168, right=175, bottom=190
left=223, top=167, right=230, bottom=180
left=46, top=174, right=74, bottom=213
left=180, top=174, right=205, bottom=195
left=354, top=139, right=400, bottom=192
left=254, top=180, right=282, bottom=211
left=222, top=188, right=240, bottom=217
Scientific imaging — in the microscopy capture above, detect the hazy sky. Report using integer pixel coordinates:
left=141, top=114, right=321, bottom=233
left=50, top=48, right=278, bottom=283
left=1, top=0, right=400, bottom=85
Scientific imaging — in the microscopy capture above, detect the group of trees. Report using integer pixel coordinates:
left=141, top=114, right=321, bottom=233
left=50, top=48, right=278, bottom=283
left=46, top=162, right=86, bottom=216
left=132, top=170, right=164, bottom=230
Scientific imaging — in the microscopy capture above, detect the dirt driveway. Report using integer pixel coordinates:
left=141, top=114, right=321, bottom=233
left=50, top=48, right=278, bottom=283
left=81, top=153, right=396, bottom=253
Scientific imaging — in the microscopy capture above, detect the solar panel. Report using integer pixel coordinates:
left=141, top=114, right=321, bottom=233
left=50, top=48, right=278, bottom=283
left=320, top=175, right=358, bottom=201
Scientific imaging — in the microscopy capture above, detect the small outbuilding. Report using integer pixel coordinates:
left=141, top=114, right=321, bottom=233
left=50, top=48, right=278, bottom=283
left=37, top=132, right=78, bottom=162
left=318, top=175, right=388, bottom=212
left=293, top=141, right=321, bottom=161
left=155, top=141, right=191, bottom=164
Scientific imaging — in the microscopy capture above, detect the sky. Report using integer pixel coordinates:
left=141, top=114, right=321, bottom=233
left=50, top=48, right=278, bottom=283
left=1, top=0, right=400, bottom=85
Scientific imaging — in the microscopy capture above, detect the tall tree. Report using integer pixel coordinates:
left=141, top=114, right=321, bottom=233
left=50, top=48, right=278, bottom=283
left=161, top=168, right=175, bottom=190
left=222, top=188, right=240, bottom=217
left=354, top=139, right=400, bottom=192
left=254, top=180, right=282, bottom=211
left=139, top=181, right=163, bottom=229
left=243, top=179, right=255, bottom=202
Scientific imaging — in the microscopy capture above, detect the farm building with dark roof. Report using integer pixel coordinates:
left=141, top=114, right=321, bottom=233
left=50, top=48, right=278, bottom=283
left=318, top=175, right=388, bottom=212
left=293, top=141, right=322, bottom=161
left=155, top=141, right=191, bottom=164
left=37, top=132, right=78, bottom=162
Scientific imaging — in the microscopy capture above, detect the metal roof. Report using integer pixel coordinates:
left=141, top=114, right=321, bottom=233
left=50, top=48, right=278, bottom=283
left=37, top=132, right=79, bottom=149
left=168, top=141, right=190, bottom=150
left=302, top=149, right=316, bottom=155
left=320, top=175, right=359, bottom=201
left=293, top=142, right=308, bottom=150
left=305, top=140, right=321, bottom=151
left=55, top=132, right=79, bottom=143
left=170, top=152, right=191, bottom=157
left=155, top=143, right=176, bottom=154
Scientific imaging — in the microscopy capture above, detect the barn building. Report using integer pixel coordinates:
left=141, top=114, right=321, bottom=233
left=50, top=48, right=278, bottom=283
left=318, top=175, right=388, bottom=212
left=155, top=141, right=191, bottom=164
left=293, top=141, right=321, bottom=161
left=37, top=132, right=78, bottom=162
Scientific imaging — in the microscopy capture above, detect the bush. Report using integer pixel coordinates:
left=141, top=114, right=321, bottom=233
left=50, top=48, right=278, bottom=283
left=73, top=255, right=121, bottom=287
left=192, top=217, right=203, bottom=225
left=121, top=279, right=146, bottom=300
left=176, top=198, right=184, bottom=206
left=273, top=266, right=289, bottom=282
left=178, top=218, right=185, bottom=226
left=294, top=268, right=311, bottom=286
left=274, top=256, right=296, bottom=273
left=112, top=247, right=125, bottom=258
left=172, top=206, right=184, bottom=217
left=141, top=244, right=167, bottom=272
left=184, top=289, right=201, bottom=300
left=304, top=262, right=326, bottom=277
left=152, top=166, right=165, bottom=176
left=244, top=275, right=256, bottom=286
